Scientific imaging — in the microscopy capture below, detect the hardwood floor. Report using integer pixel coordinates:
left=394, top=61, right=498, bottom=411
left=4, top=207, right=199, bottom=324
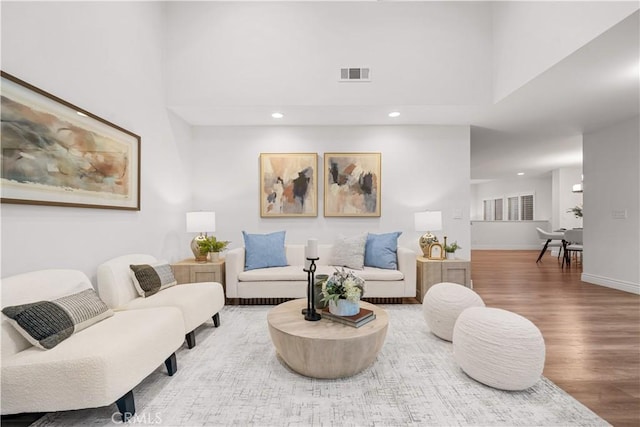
left=471, top=250, right=640, bottom=427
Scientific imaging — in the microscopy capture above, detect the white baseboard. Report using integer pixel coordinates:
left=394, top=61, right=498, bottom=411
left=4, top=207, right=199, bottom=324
left=581, top=273, right=640, bottom=295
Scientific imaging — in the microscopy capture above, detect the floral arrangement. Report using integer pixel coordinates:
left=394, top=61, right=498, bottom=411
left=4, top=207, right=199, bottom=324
left=321, top=268, right=365, bottom=304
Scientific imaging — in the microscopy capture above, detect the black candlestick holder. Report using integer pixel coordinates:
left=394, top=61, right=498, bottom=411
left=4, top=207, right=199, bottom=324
left=302, top=257, right=321, bottom=321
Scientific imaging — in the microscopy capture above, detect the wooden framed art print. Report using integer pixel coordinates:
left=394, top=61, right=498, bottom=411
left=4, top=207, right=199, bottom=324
left=324, top=152, right=381, bottom=217
left=0, top=71, right=141, bottom=210
left=259, top=152, right=318, bottom=217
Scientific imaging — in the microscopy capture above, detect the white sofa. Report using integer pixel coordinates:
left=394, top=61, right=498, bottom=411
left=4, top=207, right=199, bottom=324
left=1, top=269, right=184, bottom=420
left=97, top=254, right=225, bottom=348
left=226, top=244, right=416, bottom=300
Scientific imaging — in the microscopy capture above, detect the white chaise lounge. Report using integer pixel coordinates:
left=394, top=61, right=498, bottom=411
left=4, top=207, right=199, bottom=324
left=1, top=269, right=184, bottom=420
left=97, top=254, right=225, bottom=349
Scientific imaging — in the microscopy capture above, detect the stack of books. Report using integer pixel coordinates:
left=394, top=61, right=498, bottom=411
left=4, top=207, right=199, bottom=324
left=320, top=307, right=376, bottom=328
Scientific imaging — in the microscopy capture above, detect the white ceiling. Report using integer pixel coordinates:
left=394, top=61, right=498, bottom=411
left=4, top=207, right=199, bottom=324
left=167, top=5, right=639, bottom=181
left=471, top=9, right=639, bottom=180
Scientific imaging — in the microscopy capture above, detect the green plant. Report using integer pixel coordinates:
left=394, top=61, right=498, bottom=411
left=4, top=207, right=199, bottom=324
left=197, top=236, right=230, bottom=254
left=567, top=205, right=583, bottom=218
left=321, top=268, right=365, bottom=304
left=444, top=241, right=461, bottom=253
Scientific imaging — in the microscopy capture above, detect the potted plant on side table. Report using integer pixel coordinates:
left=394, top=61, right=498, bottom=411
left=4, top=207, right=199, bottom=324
left=196, top=236, right=230, bottom=263
left=444, top=241, right=461, bottom=260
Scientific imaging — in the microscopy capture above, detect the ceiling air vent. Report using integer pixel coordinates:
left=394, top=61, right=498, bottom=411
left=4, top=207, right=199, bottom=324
left=339, top=67, right=371, bottom=82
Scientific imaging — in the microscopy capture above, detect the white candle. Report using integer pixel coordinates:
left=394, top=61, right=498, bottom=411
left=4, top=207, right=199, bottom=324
left=307, top=238, right=318, bottom=259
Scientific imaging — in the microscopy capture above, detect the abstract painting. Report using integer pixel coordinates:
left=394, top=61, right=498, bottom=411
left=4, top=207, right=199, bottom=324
left=1, top=71, right=140, bottom=210
left=260, top=153, right=318, bottom=217
left=324, top=152, right=381, bottom=217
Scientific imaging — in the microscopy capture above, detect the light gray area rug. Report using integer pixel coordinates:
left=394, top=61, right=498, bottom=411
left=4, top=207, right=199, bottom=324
left=34, top=304, right=608, bottom=426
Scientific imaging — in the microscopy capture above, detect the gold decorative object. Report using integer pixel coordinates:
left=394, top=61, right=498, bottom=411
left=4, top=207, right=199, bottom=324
left=415, top=211, right=443, bottom=257
left=186, top=211, right=216, bottom=263
left=419, top=233, right=439, bottom=256
left=427, top=243, right=445, bottom=260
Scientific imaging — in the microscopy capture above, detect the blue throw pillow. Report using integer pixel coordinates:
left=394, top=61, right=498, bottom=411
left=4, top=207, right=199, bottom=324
left=364, top=232, right=402, bottom=269
left=242, top=230, right=288, bottom=271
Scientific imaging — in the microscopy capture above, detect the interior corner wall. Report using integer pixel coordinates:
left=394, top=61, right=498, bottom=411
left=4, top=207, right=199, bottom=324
left=582, top=116, right=640, bottom=294
left=491, top=1, right=639, bottom=102
left=189, top=125, right=471, bottom=261
left=1, top=2, right=192, bottom=280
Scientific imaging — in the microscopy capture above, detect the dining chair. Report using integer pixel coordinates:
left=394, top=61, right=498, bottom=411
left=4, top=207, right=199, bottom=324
left=562, top=229, right=583, bottom=268
left=535, top=227, right=565, bottom=263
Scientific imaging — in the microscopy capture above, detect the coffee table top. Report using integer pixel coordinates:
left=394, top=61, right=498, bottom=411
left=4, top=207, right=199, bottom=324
left=267, top=299, right=388, bottom=340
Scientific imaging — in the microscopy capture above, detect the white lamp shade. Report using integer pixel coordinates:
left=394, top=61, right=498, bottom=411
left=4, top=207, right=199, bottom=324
left=186, top=211, right=216, bottom=233
left=415, top=211, right=442, bottom=232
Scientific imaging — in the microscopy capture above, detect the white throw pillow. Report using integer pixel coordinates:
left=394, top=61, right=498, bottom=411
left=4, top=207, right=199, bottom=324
left=330, top=233, right=367, bottom=270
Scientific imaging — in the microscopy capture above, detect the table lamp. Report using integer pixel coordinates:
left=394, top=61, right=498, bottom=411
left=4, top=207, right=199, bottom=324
left=186, top=211, right=216, bottom=262
left=414, top=211, right=442, bottom=257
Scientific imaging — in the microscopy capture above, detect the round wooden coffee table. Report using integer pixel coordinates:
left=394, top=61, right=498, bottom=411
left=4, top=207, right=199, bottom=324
left=267, top=299, right=389, bottom=379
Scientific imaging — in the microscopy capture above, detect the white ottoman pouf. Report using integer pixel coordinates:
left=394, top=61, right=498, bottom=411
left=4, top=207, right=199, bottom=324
left=422, top=282, right=485, bottom=341
left=453, top=307, right=546, bottom=391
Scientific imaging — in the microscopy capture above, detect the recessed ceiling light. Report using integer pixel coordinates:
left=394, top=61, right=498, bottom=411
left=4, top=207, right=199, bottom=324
left=271, top=112, right=284, bottom=119
left=76, top=111, right=88, bottom=117
left=517, top=172, right=525, bottom=176
left=388, top=111, right=400, bottom=118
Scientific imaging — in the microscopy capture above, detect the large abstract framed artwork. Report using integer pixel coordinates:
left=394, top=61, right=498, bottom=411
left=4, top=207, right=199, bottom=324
left=324, top=152, right=381, bottom=217
left=1, top=71, right=141, bottom=210
left=260, top=153, right=318, bottom=217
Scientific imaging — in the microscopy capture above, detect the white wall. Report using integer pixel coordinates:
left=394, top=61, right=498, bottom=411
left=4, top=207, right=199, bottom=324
left=1, top=2, right=192, bottom=280
left=582, top=116, right=640, bottom=293
left=470, top=175, right=552, bottom=220
left=165, top=2, right=492, bottom=110
left=470, top=167, right=588, bottom=250
left=471, top=220, right=551, bottom=250
left=492, top=1, right=638, bottom=101
left=189, top=125, right=471, bottom=261
left=470, top=175, right=552, bottom=249
left=551, top=167, right=584, bottom=230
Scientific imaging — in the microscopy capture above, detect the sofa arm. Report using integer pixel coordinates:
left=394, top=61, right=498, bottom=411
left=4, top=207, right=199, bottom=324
left=397, top=247, right=417, bottom=298
left=225, top=248, right=245, bottom=298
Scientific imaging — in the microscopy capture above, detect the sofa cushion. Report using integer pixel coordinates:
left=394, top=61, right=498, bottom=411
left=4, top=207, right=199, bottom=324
left=130, top=262, right=177, bottom=298
left=237, top=265, right=403, bottom=282
left=124, top=282, right=225, bottom=333
left=365, top=232, right=402, bottom=270
left=239, top=266, right=308, bottom=282
left=330, top=233, right=367, bottom=270
left=2, top=289, right=114, bottom=350
left=358, top=266, right=404, bottom=281
left=242, top=230, right=288, bottom=270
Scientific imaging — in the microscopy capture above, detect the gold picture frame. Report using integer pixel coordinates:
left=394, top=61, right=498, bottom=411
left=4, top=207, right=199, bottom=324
left=259, top=152, right=318, bottom=217
left=427, top=243, right=445, bottom=260
left=324, top=152, right=381, bottom=217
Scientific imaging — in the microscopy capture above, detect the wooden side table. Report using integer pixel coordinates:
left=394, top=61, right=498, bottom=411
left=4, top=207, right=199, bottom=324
left=416, top=256, right=471, bottom=302
left=171, top=259, right=226, bottom=295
